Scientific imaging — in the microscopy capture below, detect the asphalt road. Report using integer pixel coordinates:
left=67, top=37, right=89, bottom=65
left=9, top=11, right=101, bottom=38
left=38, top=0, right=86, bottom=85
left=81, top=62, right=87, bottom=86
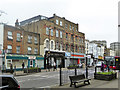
left=15, top=67, right=95, bottom=89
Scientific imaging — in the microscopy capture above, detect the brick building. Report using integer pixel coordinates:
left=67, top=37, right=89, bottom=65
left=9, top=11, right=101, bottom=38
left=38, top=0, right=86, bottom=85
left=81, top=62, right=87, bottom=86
left=19, top=14, right=85, bottom=68
left=0, top=23, right=44, bottom=70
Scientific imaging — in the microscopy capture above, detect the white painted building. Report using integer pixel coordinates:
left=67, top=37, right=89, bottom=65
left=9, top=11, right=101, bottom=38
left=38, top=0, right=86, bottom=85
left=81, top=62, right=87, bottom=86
left=85, top=39, right=89, bottom=54
left=110, top=50, right=115, bottom=56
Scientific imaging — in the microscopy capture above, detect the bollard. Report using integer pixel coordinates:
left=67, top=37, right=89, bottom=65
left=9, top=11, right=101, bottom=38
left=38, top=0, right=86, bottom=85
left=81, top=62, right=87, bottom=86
left=27, top=66, right=28, bottom=74
left=14, top=66, right=16, bottom=76
left=75, top=68, right=77, bottom=75
left=59, top=66, right=62, bottom=86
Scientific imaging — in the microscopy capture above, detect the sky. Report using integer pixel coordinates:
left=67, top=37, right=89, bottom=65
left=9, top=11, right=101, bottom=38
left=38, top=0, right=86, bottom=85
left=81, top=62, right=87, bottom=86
left=0, top=0, right=119, bottom=48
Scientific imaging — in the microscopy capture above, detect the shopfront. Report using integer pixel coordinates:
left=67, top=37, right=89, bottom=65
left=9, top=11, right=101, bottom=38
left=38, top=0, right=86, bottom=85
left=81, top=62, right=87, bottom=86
left=5, top=54, right=44, bottom=70
left=44, top=51, right=65, bottom=69
left=65, top=52, right=85, bottom=67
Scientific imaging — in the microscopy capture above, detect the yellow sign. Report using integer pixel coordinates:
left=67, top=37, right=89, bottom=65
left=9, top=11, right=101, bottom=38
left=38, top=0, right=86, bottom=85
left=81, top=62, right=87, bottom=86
left=116, top=59, right=118, bottom=61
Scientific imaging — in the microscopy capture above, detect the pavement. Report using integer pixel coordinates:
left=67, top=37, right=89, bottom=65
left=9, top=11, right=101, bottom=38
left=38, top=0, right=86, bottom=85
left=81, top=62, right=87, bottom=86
left=51, top=78, right=118, bottom=89
left=1, top=67, right=119, bottom=89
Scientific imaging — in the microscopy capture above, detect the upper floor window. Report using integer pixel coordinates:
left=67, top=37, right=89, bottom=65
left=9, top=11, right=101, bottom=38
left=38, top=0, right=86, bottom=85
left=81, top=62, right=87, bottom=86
left=51, top=29, right=53, bottom=36
left=60, top=43, right=62, bottom=51
left=17, top=33, right=21, bottom=41
left=28, top=47, right=32, bottom=54
left=72, top=26, right=74, bottom=31
left=7, top=45, right=12, bottom=53
left=56, top=30, right=59, bottom=37
left=75, top=36, right=77, bottom=42
left=60, top=31, right=62, bottom=38
left=75, top=46, right=77, bottom=52
left=16, top=46, right=20, bottom=53
left=46, top=40, right=49, bottom=49
left=56, top=19, right=59, bottom=25
left=28, top=35, right=32, bottom=43
left=66, top=33, right=68, bottom=40
left=34, top=48, right=38, bottom=54
left=56, top=42, right=59, bottom=50
left=34, top=37, right=38, bottom=44
left=46, top=27, right=49, bottom=35
left=71, top=34, right=74, bottom=42
left=70, top=25, right=72, bottom=30
left=76, top=27, right=77, bottom=31
left=8, top=31, right=13, bottom=40
left=60, top=21, right=62, bottom=26
left=51, top=41, right=53, bottom=50
left=65, top=24, right=68, bottom=29
left=66, top=44, right=68, bottom=51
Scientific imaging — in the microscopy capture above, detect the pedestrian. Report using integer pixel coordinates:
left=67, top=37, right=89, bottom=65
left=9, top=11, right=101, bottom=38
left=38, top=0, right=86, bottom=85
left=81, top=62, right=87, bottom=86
left=22, top=62, right=25, bottom=71
left=101, top=62, right=104, bottom=72
left=10, top=63, right=13, bottom=74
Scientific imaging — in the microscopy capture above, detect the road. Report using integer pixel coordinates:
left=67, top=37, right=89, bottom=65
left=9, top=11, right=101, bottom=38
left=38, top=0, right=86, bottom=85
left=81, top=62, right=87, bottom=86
left=15, top=67, right=95, bottom=88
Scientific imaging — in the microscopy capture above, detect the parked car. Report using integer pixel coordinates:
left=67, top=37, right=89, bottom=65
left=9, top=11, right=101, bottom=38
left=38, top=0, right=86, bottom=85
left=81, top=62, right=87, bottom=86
left=0, top=75, right=20, bottom=90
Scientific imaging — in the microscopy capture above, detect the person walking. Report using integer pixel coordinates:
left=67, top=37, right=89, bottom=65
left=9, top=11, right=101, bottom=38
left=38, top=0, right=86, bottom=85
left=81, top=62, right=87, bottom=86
left=101, top=62, right=104, bottom=72
left=10, top=63, right=13, bottom=74
left=22, top=62, right=25, bottom=71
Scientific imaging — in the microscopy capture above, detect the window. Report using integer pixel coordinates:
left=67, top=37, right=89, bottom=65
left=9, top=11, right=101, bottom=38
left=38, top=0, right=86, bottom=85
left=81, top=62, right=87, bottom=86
left=71, top=45, right=74, bottom=52
left=60, top=31, right=62, bottom=38
left=51, top=41, right=53, bottom=49
left=79, top=47, right=81, bottom=53
left=56, top=30, right=59, bottom=37
left=72, top=26, right=74, bottom=31
left=65, top=24, right=68, bottom=28
left=7, top=45, right=12, bottom=53
left=7, top=31, right=13, bottom=40
left=76, top=27, right=77, bottom=31
left=75, top=46, right=77, bottom=52
left=34, top=48, right=38, bottom=54
left=51, top=29, right=53, bottom=36
left=34, top=37, right=38, bottom=44
left=46, top=40, right=49, bottom=49
left=75, top=36, right=77, bottom=42
left=71, top=34, right=74, bottom=42
left=56, top=19, right=59, bottom=25
left=16, top=33, right=21, bottom=41
left=70, top=25, right=72, bottom=30
left=56, top=42, right=59, bottom=50
left=28, top=35, right=32, bottom=43
left=46, top=27, right=49, bottom=35
left=60, top=21, right=62, bottom=26
left=66, top=44, right=68, bottom=51
left=60, top=43, right=62, bottom=51
left=66, top=33, right=68, bottom=40
left=28, top=47, right=32, bottom=54
left=16, top=46, right=20, bottom=53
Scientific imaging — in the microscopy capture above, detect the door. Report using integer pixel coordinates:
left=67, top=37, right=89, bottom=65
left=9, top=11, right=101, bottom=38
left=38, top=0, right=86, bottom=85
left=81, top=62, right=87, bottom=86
left=30, top=60, right=33, bottom=67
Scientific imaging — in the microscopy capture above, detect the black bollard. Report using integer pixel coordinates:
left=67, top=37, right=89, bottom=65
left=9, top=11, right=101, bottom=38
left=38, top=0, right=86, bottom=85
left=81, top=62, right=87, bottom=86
left=59, top=66, right=62, bottom=86
left=75, top=68, right=77, bottom=75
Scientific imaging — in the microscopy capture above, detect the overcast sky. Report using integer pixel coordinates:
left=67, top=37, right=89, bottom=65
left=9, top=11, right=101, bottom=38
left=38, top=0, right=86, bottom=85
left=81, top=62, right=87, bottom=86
left=0, top=0, right=119, bottom=47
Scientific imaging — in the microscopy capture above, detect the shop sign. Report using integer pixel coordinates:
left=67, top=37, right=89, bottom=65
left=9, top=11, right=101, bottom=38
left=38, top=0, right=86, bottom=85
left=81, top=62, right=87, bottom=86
left=28, top=56, right=36, bottom=59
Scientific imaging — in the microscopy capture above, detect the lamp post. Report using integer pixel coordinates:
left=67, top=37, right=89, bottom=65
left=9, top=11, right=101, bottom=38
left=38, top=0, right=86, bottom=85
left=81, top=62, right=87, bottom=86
left=86, top=56, right=88, bottom=79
